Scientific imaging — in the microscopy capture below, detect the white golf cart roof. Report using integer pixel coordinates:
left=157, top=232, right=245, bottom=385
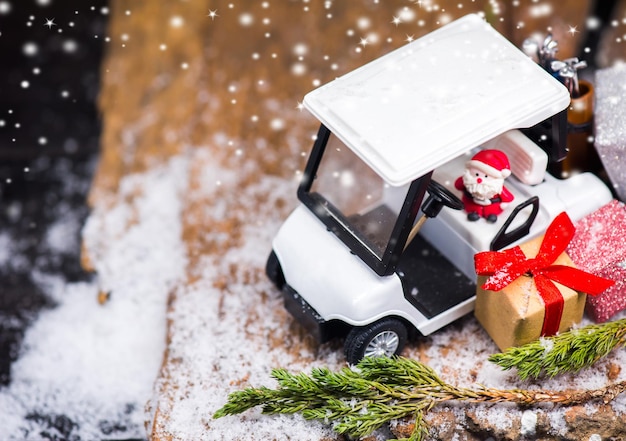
left=303, top=14, right=570, bottom=186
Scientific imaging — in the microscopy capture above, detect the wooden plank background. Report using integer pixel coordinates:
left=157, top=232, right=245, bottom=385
left=86, top=1, right=626, bottom=439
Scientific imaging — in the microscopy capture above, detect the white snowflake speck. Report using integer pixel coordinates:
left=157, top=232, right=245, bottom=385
left=23, top=42, right=39, bottom=56
left=62, top=39, right=78, bottom=53
left=170, top=16, right=184, bottom=28
left=356, top=16, right=371, bottom=30
left=270, top=118, right=285, bottom=131
left=397, top=7, right=416, bottom=22
left=366, top=32, right=380, bottom=44
left=291, top=62, right=307, bottom=76
left=293, top=43, right=308, bottom=56
left=239, top=13, right=253, bottom=26
left=529, top=3, right=552, bottom=18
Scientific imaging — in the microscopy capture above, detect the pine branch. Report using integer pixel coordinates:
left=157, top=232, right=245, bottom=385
left=213, top=356, right=626, bottom=440
left=489, top=317, right=626, bottom=379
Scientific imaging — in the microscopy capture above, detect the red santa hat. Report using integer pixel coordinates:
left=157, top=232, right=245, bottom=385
left=466, top=149, right=511, bottom=179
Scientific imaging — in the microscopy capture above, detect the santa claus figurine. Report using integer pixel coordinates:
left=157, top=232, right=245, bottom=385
left=454, top=149, right=514, bottom=223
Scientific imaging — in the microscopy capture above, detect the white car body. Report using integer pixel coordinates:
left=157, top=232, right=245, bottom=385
left=269, top=14, right=613, bottom=352
left=274, top=163, right=611, bottom=337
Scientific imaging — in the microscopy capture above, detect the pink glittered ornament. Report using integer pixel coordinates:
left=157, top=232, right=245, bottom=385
left=595, top=65, right=626, bottom=202
left=566, top=200, right=626, bottom=322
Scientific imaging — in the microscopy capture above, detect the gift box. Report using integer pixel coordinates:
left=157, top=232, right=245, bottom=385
left=595, top=65, right=626, bottom=201
left=566, top=200, right=626, bottom=322
left=474, top=235, right=585, bottom=351
left=474, top=212, right=613, bottom=351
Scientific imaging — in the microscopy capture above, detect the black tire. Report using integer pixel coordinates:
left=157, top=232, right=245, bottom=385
left=265, top=251, right=285, bottom=289
left=344, top=318, right=408, bottom=365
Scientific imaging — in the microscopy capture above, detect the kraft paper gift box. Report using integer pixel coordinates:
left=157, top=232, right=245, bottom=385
left=567, top=200, right=626, bottom=323
left=474, top=234, right=587, bottom=351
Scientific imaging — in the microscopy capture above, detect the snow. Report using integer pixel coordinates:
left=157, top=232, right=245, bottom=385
left=520, top=410, right=537, bottom=436
left=2, top=145, right=626, bottom=440
left=146, top=139, right=626, bottom=439
left=547, top=408, right=568, bottom=437
left=0, top=157, right=188, bottom=440
left=143, top=145, right=343, bottom=440
left=0, top=232, right=11, bottom=266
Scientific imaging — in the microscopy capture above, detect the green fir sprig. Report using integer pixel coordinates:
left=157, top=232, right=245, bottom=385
left=213, top=356, right=626, bottom=441
left=489, top=317, right=626, bottom=379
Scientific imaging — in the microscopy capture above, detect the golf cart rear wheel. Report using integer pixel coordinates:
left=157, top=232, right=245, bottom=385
left=265, top=251, right=285, bottom=289
left=344, top=318, right=408, bottom=365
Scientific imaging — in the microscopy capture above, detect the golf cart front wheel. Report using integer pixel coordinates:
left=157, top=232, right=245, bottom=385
left=344, top=318, right=408, bottom=365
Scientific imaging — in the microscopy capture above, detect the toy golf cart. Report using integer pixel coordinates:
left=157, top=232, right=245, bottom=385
left=266, top=14, right=612, bottom=364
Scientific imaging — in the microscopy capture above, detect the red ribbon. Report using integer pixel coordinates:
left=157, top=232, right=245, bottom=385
left=474, top=212, right=614, bottom=336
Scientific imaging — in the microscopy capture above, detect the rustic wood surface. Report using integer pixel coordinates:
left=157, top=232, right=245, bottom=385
left=93, top=0, right=601, bottom=205
left=87, top=1, right=626, bottom=439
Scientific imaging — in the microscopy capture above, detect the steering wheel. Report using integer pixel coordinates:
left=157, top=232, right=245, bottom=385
left=405, top=179, right=465, bottom=249
left=422, top=179, right=464, bottom=218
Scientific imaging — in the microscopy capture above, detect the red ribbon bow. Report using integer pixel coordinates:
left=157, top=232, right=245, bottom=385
left=474, top=212, right=614, bottom=336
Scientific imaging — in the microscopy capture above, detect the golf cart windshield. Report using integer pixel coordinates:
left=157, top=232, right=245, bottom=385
left=312, top=133, right=405, bottom=256
left=298, top=125, right=427, bottom=275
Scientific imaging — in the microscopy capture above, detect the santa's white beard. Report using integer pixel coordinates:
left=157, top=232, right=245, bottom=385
left=463, top=171, right=503, bottom=202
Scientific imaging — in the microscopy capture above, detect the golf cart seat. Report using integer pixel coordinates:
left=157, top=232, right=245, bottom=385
left=382, top=131, right=547, bottom=223
left=482, top=130, right=548, bottom=186
left=419, top=131, right=550, bottom=274
left=421, top=129, right=613, bottom=282
left=430, top=129, right=549, bottom=239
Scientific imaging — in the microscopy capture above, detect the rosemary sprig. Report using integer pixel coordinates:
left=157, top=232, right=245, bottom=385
left=213, top=356, right=626, bottom=440
left=489, top=317, right=626, bottom=379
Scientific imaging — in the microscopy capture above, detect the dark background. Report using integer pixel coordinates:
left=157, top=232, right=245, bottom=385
left=0, top=0, right=107, bottom=388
